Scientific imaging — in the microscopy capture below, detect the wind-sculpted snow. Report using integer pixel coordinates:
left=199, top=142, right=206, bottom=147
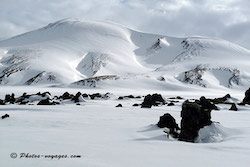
left=195, top=123, right=241, bottom=143
left=0, top=18, right=250, bottom=89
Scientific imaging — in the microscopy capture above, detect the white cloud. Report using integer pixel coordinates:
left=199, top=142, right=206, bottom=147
left=0, top=0, right=250, bottom=49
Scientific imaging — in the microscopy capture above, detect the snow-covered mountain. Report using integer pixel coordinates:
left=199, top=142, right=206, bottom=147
left=0, top=18, right=250, bottom=90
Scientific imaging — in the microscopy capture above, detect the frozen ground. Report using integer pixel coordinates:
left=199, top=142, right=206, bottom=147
left=0, top=87, right=250, bottom=167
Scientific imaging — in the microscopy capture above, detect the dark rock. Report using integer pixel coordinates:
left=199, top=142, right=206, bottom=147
left=116, top=104, right=123, bottom=107
left=37, top=98, right=59, bottom=105
left=141, top=94, right=165, bottom=108
left=61, top=92, right=72, bottom=100
left=158, top=76, right=165, bottom=81
left=179, top=97, right=214, bottom=142
left=5, top=93, right=15, bottom=104
left=15, top=92, right=31, bottom=104
left=89, top=93, right=102, bottom=100
left=103, top=93, right=111, bottom=99
left=119, top=95, right=136, bottom=99
left=170, top=100, right=179, bottom=103
left=41, top=92, right=51, bottom=97
left=135, top=96, right=141, bottom=99
left=72, top=92, right=82, bottom=103
left=82, top=93, right=89, bottom=98
left=141, top=94, right=153, bottom=108
left=157, top=113, right=179, bottom=129
left=243, top=88, right=250, bottom=104
left=167, top=102, right=175, bottom=106
left=125, top=95, right=134, bottom=98
left=54, top=96, right=59, bottom=99
left=132, top=103, right=140, bottom=107
left=0, top=99, right=5, bottom=105
left=229, top=103, right=238, bottom=111
left=1, top=114, right=9, bottom=119
left=157, top=113, right=180, bottom=138
left=152, top=93, right=165, bottom=103
left=22, top=93, right=28, bottom=98
left=238, top=102, right=245, bottom=106
left=200, top=96, right=218, bottom=111
left=212, top=94, right=231, bottom=104
left=169, top=96, right=184, bottom=100
left=118, top=96, right=123, bottom=100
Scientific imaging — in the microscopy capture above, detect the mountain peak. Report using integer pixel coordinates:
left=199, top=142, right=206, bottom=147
left=0, top=19, right=249, bottom=90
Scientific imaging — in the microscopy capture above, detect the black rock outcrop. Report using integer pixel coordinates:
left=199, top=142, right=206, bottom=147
left=179, top=97, right=214, bottom=142
left=243, top=88, right=250, bottom=104
left=141, top=94, right=165, bottom=108
left=229, top=103, right=238, bottom=111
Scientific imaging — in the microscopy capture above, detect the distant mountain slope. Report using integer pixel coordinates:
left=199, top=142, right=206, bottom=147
left=0, top=18, right=250, bottom=90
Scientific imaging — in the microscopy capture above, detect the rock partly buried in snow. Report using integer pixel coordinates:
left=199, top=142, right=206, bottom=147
left=5, top=93, right=15, bottom=104
left=243, top=87, right=250, bottom=104
left=118, top=95, right=140, bottom=100
left=1, top=114, right=9, bottom=119
left=116, top=104, right=122, bottom=107
left=72, top=92, right=85, bottom=103
left=60, top=92, right=74, bottom=100
left=179, top=97, right=214, bottom=142
left=0, top=99, right=5, bottom=105
left=37, top=98, right=59, bottom=105
left=141, top=94, right=165, bottom=108
left=169, top=96, right=184, bottom=100
left=229, top=103, right=238, bottom=111
left=167, top=102, right=175, bottom=106
left=212, top=94, right=231, bottom=104
left=132, top=103, right=140, bottom=107
left=157, top=113, right=180, bottom=138
left=89, top=93, right=102, bottom=100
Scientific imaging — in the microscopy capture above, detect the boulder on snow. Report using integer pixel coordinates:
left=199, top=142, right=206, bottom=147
left=141, top=94, right=165, bottom=108
left=118, top=96, right=124, bottom=100
left=82, top=93, right=89, bottom=98
left=72, top=92, right=82, bottom=103
left=60, top=92, right=74, bottom=100
left=167, top=102, right=175, bottom=106
left=37, top=98, right=59, bottom=105
left=125, top=95, right=135, bottom=98
left=89, top=93, right=102, bottom=100
left=157, top=113, right=179, bottom=129
left=157, top=113, right=180, bottom=138
left=212, top=94, right=231, bottom=104
left=243, top=87, right=250, bottom=104
left=0, top=99, right=5, bottom=105
left=1, top=114, right=9, bottom=119
left=41, top=91, right=51, bottom=97
left=229, top=103, right=238, bottom=111
left=179, top=97, right=214, bottom=142
left=5, top=93, right=15, bottom=104
left=132, top=103, right=140, bottom=107
left=116, top=104, right=123, bottom=107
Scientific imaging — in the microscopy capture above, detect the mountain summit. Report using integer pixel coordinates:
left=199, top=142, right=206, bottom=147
left=0, top=18, right=250, bottom=89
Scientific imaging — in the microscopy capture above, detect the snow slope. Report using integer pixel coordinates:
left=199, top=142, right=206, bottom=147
left=0, top=18, right=250, bottom=90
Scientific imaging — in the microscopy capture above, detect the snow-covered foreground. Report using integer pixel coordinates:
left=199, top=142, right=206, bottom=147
left=0, top=88, right=250, bottom=167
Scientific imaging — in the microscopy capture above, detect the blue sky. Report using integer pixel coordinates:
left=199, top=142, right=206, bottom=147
left=1, top=0, right=250, bottom=49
